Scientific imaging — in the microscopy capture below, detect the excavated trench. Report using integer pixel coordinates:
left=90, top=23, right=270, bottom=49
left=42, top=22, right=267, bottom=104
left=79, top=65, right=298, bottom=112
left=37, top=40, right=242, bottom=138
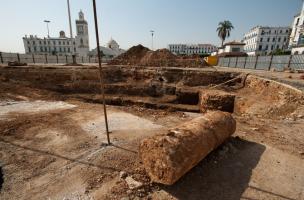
left=0, top=66, right=240, bottom=112
left=0, top=66, right=303, bottom=117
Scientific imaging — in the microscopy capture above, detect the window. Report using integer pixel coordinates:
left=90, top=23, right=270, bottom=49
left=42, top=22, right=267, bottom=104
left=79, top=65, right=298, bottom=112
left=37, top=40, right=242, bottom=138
left=59, top=41, right=61, bottom=45
left=45, top=47, right=47, bottom=52
left=44, top=41, right=46, bottom=45
left=59, top=47, right=62, bottom=52
left=272, top=38, right=276, bottom=42
left=267, top=38, right=270, bottom=42
left=271, top=45, right=274, bottom=50
left=280, top=30, right=282, bottom=34
left=277, top=45, right=280, bottom=49
left=232, top=47, right=241, bottom=52
left=33, top=41, right=36, bottom=45
left=28, top=47, right=31, bottom=52
left=27, top=41, right=30, bottom=45
left=63, top=42, right=65, bottom=45
left=48, top=41, right=50, bottom=45
left=40, top=47, right=43, bottom=52
left=39, top=41, right=42, bottom=45
left=260, top=38, right=263, bottom=42
left=286, top=30, right=289, bottom=33
left=265, top=45, right=268, bottom=50
left=284, top=37, right=287, bottom=42
left=53, top=41, right=56, bottom=45
left=278, top=37, right=281, bottom=42
left=68, top=48, right=70, bottom=52
left=34, top=46, right=37, bottom=52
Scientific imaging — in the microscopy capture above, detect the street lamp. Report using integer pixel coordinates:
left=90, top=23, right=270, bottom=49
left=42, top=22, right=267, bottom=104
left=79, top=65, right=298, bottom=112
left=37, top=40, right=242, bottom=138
left=150, top=30, right=155, bottom=50
left=44, top=20, right=51, bottom=38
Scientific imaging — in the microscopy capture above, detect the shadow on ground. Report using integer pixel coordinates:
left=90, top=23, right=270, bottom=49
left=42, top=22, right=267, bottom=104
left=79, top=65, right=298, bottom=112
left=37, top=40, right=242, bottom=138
left=162, top=137, right=266, bottom=200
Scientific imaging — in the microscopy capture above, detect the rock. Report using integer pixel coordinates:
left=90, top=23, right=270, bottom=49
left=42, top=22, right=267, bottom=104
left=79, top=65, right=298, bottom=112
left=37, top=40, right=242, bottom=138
left=199, top=90, right=235, bottom=113
left=125, top=177, right=143, bottom=190
left=298, top=115, right=304, bottom=119
left=120, top=197, right=130, bottom=200
left=119, top=171, right=128, bottom=179
left=251, top=128, right=259, bottom=131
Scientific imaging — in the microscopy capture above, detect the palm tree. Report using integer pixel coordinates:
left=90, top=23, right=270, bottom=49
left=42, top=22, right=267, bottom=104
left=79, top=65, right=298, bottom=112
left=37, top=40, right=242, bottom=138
left=217, top=21, right=234, bottom=47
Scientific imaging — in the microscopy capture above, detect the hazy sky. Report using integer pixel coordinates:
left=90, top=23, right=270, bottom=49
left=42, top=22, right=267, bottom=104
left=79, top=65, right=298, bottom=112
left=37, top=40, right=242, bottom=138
left=0, top=0, right=302, bottom=53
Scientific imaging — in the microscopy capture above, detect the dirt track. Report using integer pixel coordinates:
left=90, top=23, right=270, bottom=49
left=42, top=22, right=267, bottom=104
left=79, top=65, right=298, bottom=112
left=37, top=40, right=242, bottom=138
left=0, top=65, right=304, bottom=200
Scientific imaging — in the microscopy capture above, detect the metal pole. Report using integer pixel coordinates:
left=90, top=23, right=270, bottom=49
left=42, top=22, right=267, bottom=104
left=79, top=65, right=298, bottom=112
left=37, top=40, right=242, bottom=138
left=150, top=30, right=154, bottom=50
left=67, top=0, right=73, bottom=38
left=44, top=20, right=51, bottom=38
left=0, top=52, right=3, bottom=64
left=92, top=0, right=110, bottom=145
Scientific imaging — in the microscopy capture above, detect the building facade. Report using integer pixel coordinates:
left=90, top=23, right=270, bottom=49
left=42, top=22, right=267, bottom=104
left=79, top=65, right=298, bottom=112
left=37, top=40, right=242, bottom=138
left=243, top=26, right=290, bottom=55
left=218, top=41, right=245, bottom=54
left=89, top=38, right=125, bottom=58
left=289, top=2, right=304, bottom=54
left=23, top=10, right=89, bottom=57
left=168, top=44, right=217, bottom=56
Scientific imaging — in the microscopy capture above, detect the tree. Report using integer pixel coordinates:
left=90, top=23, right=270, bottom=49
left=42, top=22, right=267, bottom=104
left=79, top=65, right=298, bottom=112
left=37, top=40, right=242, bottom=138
left=217, top=21, right=234, bottom=47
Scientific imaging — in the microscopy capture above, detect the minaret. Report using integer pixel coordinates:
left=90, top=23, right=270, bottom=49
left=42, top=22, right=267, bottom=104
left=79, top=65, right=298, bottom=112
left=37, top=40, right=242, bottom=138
left=75, top=10, right=89, bottom=56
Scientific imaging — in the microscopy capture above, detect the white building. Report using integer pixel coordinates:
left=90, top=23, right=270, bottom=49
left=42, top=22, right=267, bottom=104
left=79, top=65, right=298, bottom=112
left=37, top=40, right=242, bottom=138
left=218, top=41, right=245, bottom=54
left=289, top=2, right=304, bottom=54
left=243, top=26, right=290, bottom=56
left=89, top=38, right=125, bottom=58
left=23, top=10, right=89, bottom=57
left=168, top=44, right=217, bottom=56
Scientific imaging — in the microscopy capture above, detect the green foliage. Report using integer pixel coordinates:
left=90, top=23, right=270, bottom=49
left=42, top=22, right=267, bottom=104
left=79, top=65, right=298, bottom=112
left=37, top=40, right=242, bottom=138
left=269, top=49, right=291, bottom=56
left=217, top=20, right=234, bottom=47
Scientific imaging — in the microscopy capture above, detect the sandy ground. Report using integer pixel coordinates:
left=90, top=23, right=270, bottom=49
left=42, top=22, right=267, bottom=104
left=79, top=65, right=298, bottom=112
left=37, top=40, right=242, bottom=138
left=0, top=66, right=303, bottom=200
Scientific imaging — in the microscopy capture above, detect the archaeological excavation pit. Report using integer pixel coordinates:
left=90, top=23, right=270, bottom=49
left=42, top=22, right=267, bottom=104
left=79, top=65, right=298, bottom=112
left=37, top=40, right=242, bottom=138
left=0, top=65, right=303, bottom=199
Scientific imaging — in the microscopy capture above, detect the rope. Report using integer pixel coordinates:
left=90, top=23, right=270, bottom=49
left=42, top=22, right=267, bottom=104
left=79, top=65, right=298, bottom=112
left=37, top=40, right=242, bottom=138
left=210, top=73, right=250, bottom=89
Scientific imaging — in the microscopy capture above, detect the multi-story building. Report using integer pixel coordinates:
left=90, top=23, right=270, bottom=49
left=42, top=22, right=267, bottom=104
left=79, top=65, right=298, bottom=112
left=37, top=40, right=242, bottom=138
left=168, top=44, right=217, bottom=56
left=23, top=10, right=89, bottom=57
left=243, top=26, right=291, bottom=55
left=289, top=2, right=304, bottom=54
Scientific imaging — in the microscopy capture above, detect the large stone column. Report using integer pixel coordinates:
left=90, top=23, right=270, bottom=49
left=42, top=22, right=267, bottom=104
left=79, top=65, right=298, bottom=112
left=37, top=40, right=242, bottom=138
left=140, top=111, right=236, bottom=185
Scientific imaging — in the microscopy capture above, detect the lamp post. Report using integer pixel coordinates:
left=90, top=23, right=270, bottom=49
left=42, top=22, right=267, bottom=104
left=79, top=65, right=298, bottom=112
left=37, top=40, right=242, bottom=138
left=150, top=30, right=155, bottom=50
left=44, top=20, right=51, bottom=38
left=92, top=0, right=111, bottom=145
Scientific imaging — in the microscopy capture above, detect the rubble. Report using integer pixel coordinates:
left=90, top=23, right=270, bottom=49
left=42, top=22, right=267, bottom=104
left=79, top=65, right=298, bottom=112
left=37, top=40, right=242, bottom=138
left=125, top=176, right=143, bottom=190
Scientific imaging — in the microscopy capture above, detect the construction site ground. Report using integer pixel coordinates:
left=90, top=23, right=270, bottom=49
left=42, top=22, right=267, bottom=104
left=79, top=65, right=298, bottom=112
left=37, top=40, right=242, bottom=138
left=0, top=65, right=304, bottom=200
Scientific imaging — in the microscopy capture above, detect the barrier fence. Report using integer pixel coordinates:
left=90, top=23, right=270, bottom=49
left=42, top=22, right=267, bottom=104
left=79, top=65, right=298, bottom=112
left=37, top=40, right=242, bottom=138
left=218, top=55, right=304, bottom=71
left=0, top=52, right=109, bottom=64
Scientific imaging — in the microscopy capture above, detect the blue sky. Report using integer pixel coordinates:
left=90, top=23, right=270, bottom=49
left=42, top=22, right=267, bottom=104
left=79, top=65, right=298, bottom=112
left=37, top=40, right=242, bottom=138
left=0, top=0, right=302, bottom=53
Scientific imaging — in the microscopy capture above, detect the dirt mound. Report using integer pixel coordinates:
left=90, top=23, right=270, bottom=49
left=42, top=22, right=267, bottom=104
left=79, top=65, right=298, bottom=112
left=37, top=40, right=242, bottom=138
left=108, top=45, right=207, bottom=68
left=108, top=45, right=150, bottom=65
left=139, top=49, right=178, bottom=66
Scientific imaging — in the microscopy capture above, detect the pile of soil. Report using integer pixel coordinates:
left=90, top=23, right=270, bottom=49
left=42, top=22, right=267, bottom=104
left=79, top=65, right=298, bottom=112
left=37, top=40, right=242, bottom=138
left=139, top=49, right=178, bottom=67
left=108, top=45, right=150, bottom=65
left=109, top=45, right=207, bottom=68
